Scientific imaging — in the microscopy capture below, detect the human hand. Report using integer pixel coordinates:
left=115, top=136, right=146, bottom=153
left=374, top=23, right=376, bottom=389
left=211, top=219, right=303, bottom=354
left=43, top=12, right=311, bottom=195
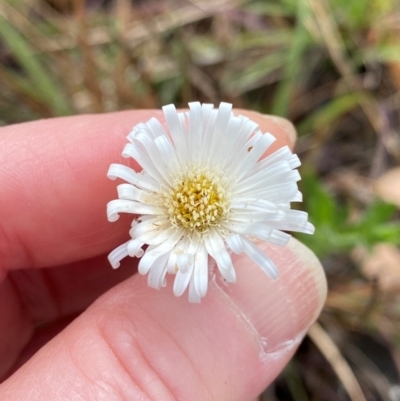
left=0, top=110, right=326, bottom=400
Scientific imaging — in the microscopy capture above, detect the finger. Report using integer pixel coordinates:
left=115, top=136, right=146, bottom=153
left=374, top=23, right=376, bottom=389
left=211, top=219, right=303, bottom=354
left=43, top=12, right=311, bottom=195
left=8, top=254, right=135, bottom=323
left=0, top=109, right=297, bottom=369
left=1, top=239, right=326, bottom=401
left=0, top=110, right=298, bottom=378
left=0, top=254, right=135, bottom=377
left=0, top=109, right=298, bottom=370
left=0, top=110, right=296, bottom=273
left=0, top=110, right=151, bottom=274
left=3, top=315, right=77, bottom=381
left=0, top=279, right=33, bottom=379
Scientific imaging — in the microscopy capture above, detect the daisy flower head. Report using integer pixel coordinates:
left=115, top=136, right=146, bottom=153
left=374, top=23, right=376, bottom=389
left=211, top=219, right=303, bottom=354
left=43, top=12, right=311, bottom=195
left=107, top=102, right=314, bottom=302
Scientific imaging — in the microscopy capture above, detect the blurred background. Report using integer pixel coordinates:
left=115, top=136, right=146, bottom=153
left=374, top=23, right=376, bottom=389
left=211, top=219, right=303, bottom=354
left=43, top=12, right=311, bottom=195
left=1, top=0, right=400, bottom=399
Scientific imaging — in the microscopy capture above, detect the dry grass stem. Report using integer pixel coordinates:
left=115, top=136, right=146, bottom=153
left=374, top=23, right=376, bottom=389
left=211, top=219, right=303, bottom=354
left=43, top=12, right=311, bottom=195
left=308, top=323, right=367, bottom=401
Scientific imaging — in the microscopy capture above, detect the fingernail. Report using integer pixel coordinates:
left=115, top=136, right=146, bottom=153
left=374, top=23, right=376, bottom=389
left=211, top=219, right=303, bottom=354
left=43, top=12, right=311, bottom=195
left=263, top=115, right=297, bottom=146
left=212, top=238, right=326, bottom=355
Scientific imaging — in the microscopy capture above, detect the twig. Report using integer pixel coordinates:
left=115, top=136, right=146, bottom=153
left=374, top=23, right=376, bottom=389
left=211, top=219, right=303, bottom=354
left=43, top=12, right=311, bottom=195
left=308, top=322, right=367, bottom=401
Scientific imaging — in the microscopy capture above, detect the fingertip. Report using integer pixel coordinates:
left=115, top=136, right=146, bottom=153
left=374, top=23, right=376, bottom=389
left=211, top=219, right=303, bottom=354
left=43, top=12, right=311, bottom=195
left=263, top=115, right=297, bottom=147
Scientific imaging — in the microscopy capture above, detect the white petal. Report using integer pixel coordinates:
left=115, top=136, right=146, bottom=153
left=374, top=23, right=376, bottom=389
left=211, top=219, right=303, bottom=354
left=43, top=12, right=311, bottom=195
left=172, top=237, right=190, bottom=273
left=265, top=220, right=315, bottom=235
left=237, top=115, right=259, bottom=139
left=268, top=229, right=291, bottom=246
left=275, top=209, right=308, bottom=223
left=188, top=278, right=201, bottom=303
left=204, top=230, right=236, bottom=283
left=116, top=183, right=149, bottom=202
left=240, top=236, right=279, bottom=279
left=136, top=225, right=177, bottom=246
left=223, top=222, right=273, bottom=240
left=128, top=118, right=167, bottom=142
left=200, top=104, right=216, bottom=129
left=276, top=203, right=291, bottom=210
left=293, top=191, right=303, bottom=202
left=107, top=199, right=159, bottom=222
left=223, top=116, right=258, bottom=169
left=134, top=133, right=175, bottom=185
left=305, top=222, right=315, bottom=234
left=229, top=210, right=285, bottom=224
left=245, top=182, right=299, bottom=203
left=235, top=133, right=276, bottom=180
left=108, top=241, right=129, bottom=269
left=255, top=146, right=293, bottom=171
left=162, top=104, right=189, bottom=164
left=235, top=161, right=294, bottom=192
left=177, top=253, right=191, bottom=274
left=154, top=135, right=181, bottom=177
left=147, top=252, right=170, bottom=289
left=176, top=239, right=199, bottom=274
left=146, top=117, right=169, bottom=139
left=173, top=259, right=194, bottom=297
left=227, top=131, right=262, bottom=174
left=122, top=142, right=169, bottom=186
left=193, top=244, right=208, bottom=297
left=107, top=163, right=160, bottom=192
left=225, top=234, right=245, bottom=254
left=200, top=109, right=219, bottom=165
left=214, top=102, right=232, bottom=136
left=230, top=198, right=278, bottom=213
left=288, top=154, right=301, bottom=169
left=127, top=238, right=145, bottom=257
left=138, top=230, right=183, bottom=275
left=216, top=116, right=244, bottom=168
left=167, top=251, right=178, bottom=274
left=241, top=158, right=292, bottom=179
left=207, top=102, right=232, bottom=165
left=130, top=217, right=169, bottom=237
left=127, top=122, right=150, bottom=142
left=188, top=102, right=203, bottom=163
left=266, top=210, right=314, bottom=234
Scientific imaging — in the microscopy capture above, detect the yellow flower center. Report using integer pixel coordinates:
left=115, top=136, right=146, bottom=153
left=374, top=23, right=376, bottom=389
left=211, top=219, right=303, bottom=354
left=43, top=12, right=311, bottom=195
left=164, top=167, right=229, bottom=234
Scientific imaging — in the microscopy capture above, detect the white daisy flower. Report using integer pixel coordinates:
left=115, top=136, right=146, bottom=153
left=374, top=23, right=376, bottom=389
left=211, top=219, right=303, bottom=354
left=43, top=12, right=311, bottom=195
left=107, top=102, right=314, bottom=302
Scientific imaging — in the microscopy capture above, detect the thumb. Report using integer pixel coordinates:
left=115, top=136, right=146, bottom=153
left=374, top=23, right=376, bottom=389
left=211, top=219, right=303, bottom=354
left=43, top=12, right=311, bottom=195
left=1, top=239, right=326, bottom=401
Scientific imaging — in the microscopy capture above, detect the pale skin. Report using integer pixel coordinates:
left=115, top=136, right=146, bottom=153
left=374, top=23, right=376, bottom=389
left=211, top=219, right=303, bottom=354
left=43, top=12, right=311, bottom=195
left=0, top=110, right=327, bottom=400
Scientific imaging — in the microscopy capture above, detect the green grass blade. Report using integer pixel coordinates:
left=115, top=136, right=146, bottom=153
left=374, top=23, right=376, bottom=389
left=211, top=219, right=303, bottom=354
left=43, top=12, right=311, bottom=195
left=270, top=1, right=311, bottom=116
left=0, top=15, right=72, bottom=116
left=297, top=92, right=367, bottom=135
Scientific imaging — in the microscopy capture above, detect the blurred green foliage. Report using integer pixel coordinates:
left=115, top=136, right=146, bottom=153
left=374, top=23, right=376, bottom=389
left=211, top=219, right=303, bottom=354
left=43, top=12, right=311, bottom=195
left=0, top=0, right=397, bottom=117
left=298, top=168, right=400, bottom=257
